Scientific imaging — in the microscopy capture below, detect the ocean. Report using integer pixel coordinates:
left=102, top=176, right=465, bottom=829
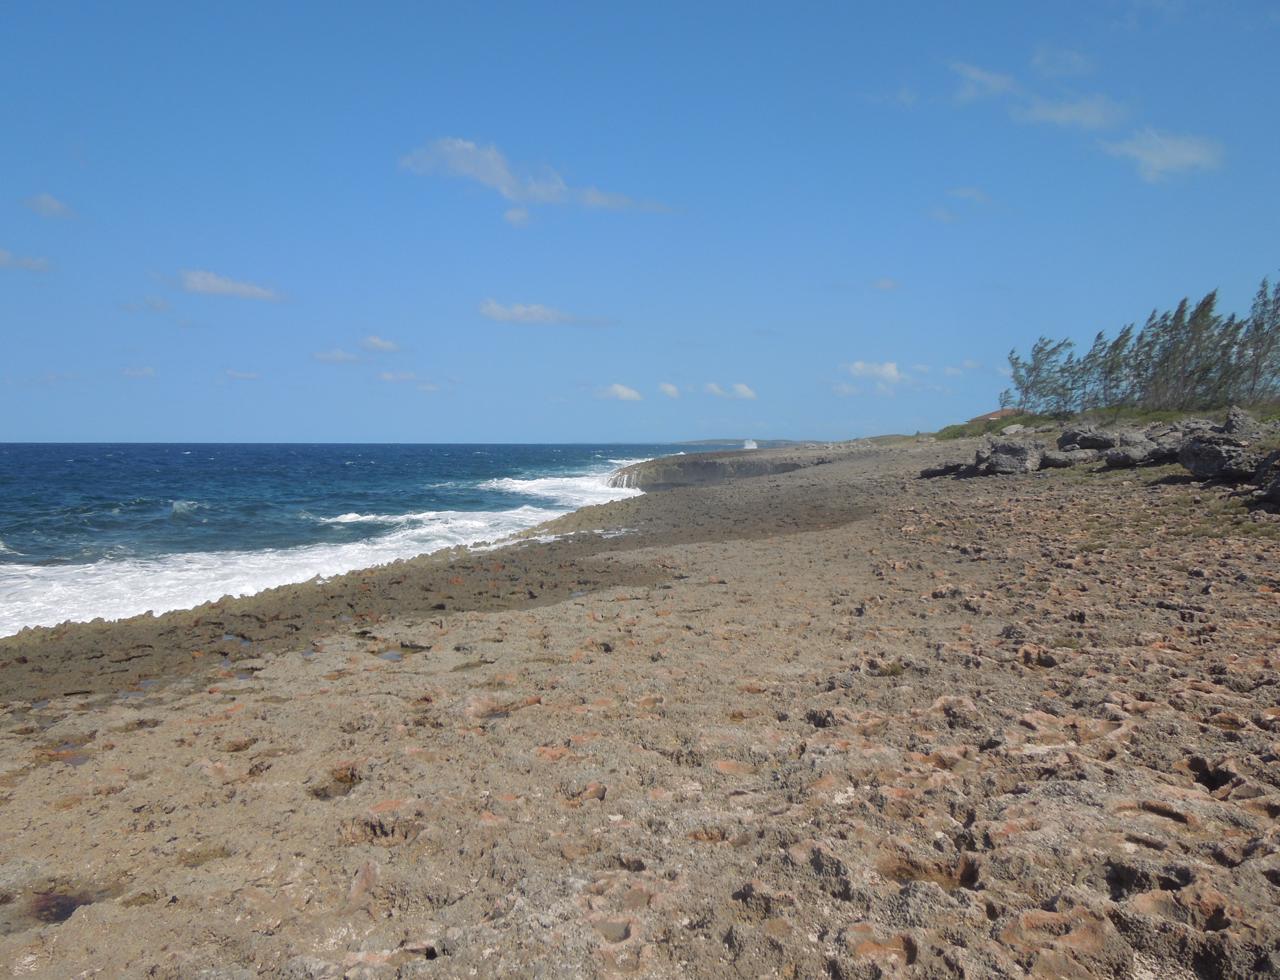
left=0, top=443, right=700, bottom=638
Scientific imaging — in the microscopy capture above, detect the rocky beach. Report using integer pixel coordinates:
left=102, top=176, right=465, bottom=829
left=2, top=431, right=1279, bottom=978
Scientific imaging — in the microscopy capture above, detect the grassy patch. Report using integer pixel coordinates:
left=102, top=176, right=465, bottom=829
left=934, top=414, right=1056, bottom=440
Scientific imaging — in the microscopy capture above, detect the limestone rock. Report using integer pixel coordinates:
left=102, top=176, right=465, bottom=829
left=978, top=439, right=1044, bottom=475
left=1179, top=434, right=1262, bottom=481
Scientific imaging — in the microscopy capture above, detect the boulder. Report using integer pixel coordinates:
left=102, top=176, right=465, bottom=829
left=1254, top=450, right=1280, bottom=504
left=1041, top=449, right=1100, bottom=469
left=1103, top=440, right=1158, bottom=468
left=979, top=440, right=1044, bottom=475
left=1057, top=425, right=1115, bottom=451
left=1179, top=434, right=1262, bottom=481
left=1001, top=423, right=1026, bottom=436
left=1222, top=406, right=1259, bottom=437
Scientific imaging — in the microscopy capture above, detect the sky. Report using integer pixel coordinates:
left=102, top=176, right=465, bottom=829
left=3, top=1, right=1279, bottom=443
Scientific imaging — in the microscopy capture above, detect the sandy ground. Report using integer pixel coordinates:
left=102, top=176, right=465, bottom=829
left=1, top=439, right=1279, bottom=978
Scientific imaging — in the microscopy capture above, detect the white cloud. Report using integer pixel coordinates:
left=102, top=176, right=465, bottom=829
left=659, top=382, right=680, bottom=399
left=181, top=270, right=278, bottom=301
left=122, top=366, right=155, bottom=379
left=225, top=369, right=259, bottom=381
left=1015, top=94, right=1125, bottom=129
left=943, top=365, right=964, bottom=377
left=848, top=360, right=904, bottom=383
left=378, top=371, right=415, bottom=383
left=416, top=382, right=440, bottom=393
left=705, top=382, right=756, bottom=400
left=479, top=299, right=575, bottom=324
left=361, top=335, right=399, bottom=352
left=832, top=382, right=859, bottom=397
left=0, top=248, right=49, bottom=272
left=962, top=358, right=982, bottom=370
left=314, top=349, right=360, bottom=363
left=602, top=383, right=642, bottom=401
left=1031, top=46, right=1093, bottom=77
left=400, top=137, right=662, bottom=218
left=930, top=207, right=959, bottom=224
left=872, top=277, right=900, bottom=291
left=912, top=364, right=931, bottom=374
left=948, top=186, right=989, bottom=204
left=24, top=193, right=73, bottom=218
left=951, top=62, right=1018, bottom=102
left=1103, top=127, right=1223, bottom=181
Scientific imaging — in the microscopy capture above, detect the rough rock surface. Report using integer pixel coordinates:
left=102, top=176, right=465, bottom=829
left=978, top=439, right=1044, bottom=475
left=608, top=445, right=839, bottom=491
left=1179, top=434, right=1264, bottom=481
left=3, top=441, right=1280, bottom=977
left=1041, top=448, right=1101, bottom=468
left=1058, top=425, right=1116, bottom=451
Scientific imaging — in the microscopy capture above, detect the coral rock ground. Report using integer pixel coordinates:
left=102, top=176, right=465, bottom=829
left=1, top=442, right=1278, bottom=977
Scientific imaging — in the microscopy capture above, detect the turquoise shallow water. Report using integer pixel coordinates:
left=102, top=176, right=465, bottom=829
left=0, top=442, right=702, bottom=635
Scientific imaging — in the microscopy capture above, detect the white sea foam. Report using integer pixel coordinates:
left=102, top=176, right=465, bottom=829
left=0, top=505, right=559, bottom=637
left=478, top=467, right=643, bottom=510
left=0, top=462, right=649, bottom=637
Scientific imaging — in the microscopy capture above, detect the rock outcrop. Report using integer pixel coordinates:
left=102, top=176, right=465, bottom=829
left=609, top=447, right=835, bottom=491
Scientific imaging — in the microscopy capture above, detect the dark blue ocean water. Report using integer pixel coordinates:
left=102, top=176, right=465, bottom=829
left=0, top=443, right=700, bottom=636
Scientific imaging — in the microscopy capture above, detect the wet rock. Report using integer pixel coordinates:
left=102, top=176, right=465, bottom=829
left=1179, top=434, right=1262, bottom=481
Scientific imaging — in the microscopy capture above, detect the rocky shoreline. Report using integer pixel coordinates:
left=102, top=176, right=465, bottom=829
left=2, top=436, right=1279, bottom=977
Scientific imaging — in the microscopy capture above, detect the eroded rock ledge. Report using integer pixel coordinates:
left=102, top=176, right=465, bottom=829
left=609, top=446, right=837, bottom=491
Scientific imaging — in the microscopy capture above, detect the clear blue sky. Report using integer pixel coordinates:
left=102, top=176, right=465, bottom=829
left=3, top=1, right=1278, bottom=442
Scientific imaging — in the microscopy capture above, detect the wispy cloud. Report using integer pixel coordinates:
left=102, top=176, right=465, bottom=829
left=601, top=383, right=642, bottom=401
left=479, top=299, right=587, bottom=325
left=872, top=277, right=901, bottom=291
left=122, top=366, right=155, bottom=379
left=848, top=360, right=904, bottom=383
left=181, top=270, right=278, bottom=301
left=832, top=382, right=860, bottom=397
left=361, top=335, right=399, bottom=352
left=929, top=207, right=959, bottom=225
left=659, top=382, right=680, bottom=399
left=1014, top=94, right=1126, bottom=130
left=401, top=137, right=665, bottom=220
left=1031, top=46, right=1093, bottom=77
left=948, top=186, right=989, bottom=204
left=1103, top=127, right=1224, bottom=181
left=705, top=382, right=757, bottom=400
left=951, top=62, right=1018, bottom=102
left=416, top=382, right=440, bottom=393
left=225, top=369, right=259, bottom=381
left=378, top=371, right=415, bottom=383
left=314, top=349, right=360, bottom=363
left=24, top=193, right=73, bottom=219
left=0, top=248, right=49, bottom=272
